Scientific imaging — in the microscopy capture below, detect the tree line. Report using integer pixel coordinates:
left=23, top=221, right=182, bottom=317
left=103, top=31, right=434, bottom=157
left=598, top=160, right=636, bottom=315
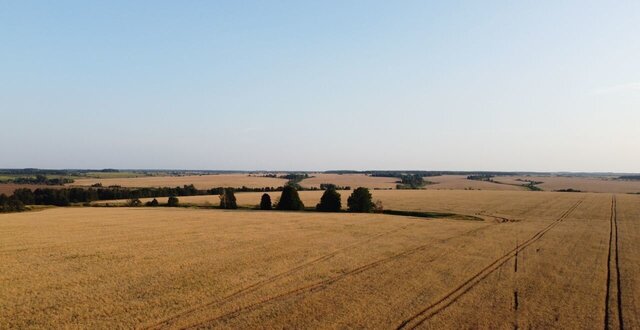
left=0, top=182, right=365, bottom=211
left=1, top=174, right=74, bottom=185
left=219, top=185, right=380, bottom=213
left=133, top=185, right=381, bottom=214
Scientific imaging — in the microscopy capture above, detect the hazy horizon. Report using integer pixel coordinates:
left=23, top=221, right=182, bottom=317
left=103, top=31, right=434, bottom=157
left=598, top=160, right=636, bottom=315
left=2, top=1, right=639, bottom=172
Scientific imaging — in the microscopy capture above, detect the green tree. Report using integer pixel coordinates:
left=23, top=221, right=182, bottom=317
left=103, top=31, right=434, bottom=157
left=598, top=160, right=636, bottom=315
left=146, top=198, right=159, bottom=207
left=167, top=196, right=179, bottom=207
left=0, top=195, right=25, bottom=213
left=347, top=187, right=374, bottom=213
left=276, top=186, right=304, bottom=210
left=260, top=193, right=272, bottom=210
left=127, top=198, right=142, bottom=207
left=219, top=188, right=238, bottom=209
left=316, top=188, right=341, bottom=212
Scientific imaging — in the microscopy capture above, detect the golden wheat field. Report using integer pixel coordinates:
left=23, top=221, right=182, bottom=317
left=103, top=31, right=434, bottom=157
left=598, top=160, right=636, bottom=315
left=2, top=191, right=638, bottom=329
left=71, top=174, right=287, bottom=189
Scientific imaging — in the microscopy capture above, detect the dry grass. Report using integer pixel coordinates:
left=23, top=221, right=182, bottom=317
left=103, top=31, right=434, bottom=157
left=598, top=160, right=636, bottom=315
left=499, top=175, right=640, bottom=193
left=70, top=174, right=287, bottom=189
left=2, top=191, right=638, bottom=328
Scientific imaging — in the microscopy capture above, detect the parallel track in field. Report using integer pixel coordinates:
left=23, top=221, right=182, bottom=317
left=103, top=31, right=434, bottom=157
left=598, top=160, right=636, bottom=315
left=396, top=199, right=583, bottom=329
left=604, top=195, right=624, bottom=330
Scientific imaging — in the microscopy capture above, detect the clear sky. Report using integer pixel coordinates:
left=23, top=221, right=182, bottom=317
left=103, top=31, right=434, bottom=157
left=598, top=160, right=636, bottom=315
left=1, top=1, right=639, bottom=172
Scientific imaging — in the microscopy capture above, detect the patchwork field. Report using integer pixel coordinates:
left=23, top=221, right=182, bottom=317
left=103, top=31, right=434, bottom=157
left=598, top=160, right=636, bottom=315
left=67, top=173, right=640, bottom=195
left=2, top=191, right=638, bottom=328
left=71, top=174, right=287, bottom=190
left=498, top=175, right=640, bottom=193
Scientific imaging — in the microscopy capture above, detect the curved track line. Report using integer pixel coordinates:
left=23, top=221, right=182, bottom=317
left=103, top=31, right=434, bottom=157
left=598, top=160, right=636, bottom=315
left=143, top=223, right=414, bottom=329
left=181, top=224, right=493, bottom=329
left=396, top=199, right=583, bottom=329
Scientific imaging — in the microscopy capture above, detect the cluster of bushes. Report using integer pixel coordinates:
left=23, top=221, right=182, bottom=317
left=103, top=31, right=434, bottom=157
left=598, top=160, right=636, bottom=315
left=319, top=183, right=351, bottom=190
left=127, top=196, right=180, bottom=207
left=280, top=173, right=310, bottom=181
left=523, top=182, right=542, bottom=191
left=252, top=173, right=278, bottom=178
left=277, top=173, right=308, bottom=190
left=207, top=186, right=282, bottom=194
left=0, top=194, right=26, bottom=213
left=397, top=174, right=426, bottom=189
left=466, top=174, right=494, bottom=181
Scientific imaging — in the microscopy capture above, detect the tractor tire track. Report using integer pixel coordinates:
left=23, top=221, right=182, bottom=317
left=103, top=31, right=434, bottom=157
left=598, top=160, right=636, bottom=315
left=143, top=223, right=416, bottom=330
left=604, top=195, right=624, bottom=330
left=180, top=224, right=494, bottom=329
left=396, top=199, right=583, bottom=330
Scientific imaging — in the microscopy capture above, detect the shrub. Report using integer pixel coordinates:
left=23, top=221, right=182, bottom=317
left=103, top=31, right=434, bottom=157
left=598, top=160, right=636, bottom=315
left=145, top=198, right=159, bottom=207
left=347, top=187, right=374, bottom=213
left=316, top=188, right=341, bottom=212
left=167, top=196, right=179, bottom=207
left=127, top=198, right=142, bottom=207
left=276, top=186, right=304, bottom=211
left=373, top=199, right=384, bottom=213
left=260, top=193, right=272, bottom=210
left=219, top=188, right=237, bottom=209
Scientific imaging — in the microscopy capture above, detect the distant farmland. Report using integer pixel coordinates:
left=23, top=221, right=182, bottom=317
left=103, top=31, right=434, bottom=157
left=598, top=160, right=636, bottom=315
left=498, top=175, right=640, bottom=193
left=2, top=191, right=638, bottom=328
left=299, top=173, right=399, bottom=189
left=71, top=174, right=287, bottom=189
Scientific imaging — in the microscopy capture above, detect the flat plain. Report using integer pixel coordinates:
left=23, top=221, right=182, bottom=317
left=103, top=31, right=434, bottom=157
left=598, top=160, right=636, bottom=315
left=70, top=174, right=287, bottom=189
left=2, top=190, right=638, bottom=329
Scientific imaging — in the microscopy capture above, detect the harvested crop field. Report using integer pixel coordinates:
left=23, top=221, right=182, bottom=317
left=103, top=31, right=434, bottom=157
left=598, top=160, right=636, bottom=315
left=299, top=173, right=399, bottom=189
left=2, top=191, right=638, bottom=328
left=423, top=175, right=525, bottom=191
left=498, top=175, right=640, bottom=193
left=70, top=174, right=287, bottom=189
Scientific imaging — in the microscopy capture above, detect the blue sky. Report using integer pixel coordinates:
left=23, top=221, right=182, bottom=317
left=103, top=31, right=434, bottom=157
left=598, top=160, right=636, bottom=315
left=1, top=1, right=639, bottom=171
